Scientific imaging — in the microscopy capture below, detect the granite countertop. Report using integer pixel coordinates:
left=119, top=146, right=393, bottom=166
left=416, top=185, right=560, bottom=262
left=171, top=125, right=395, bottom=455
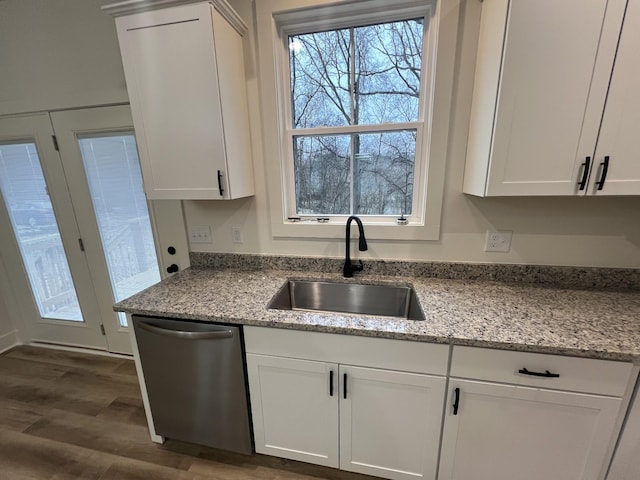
left=114, top=265, right=640, bottom=362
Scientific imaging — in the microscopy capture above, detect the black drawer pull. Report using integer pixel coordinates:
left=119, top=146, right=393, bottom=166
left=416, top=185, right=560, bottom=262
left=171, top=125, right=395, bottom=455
left=577, top=156, right=591, bottom=190
left=329, top=370, right=334, bottom=397
left=518, top=368, right=560, bottom=378
left=453, top=387, right=460, bottom=415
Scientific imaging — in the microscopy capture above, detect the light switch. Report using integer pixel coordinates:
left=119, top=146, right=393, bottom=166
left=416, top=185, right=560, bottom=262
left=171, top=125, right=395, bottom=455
left=189, top=225, right=213, bottom=244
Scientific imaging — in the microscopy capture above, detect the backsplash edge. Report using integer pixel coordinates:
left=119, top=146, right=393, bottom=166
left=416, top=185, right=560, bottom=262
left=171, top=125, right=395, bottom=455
left=188, top=252, right=640, bottom=290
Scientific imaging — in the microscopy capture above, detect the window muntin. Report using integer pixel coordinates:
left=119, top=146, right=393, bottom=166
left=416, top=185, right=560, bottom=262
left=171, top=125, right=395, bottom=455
left=285, top=18, right=427, bottom=220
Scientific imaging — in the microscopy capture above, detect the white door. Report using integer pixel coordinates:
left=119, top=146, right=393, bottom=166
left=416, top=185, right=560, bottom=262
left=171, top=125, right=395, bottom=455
left=0, top=114, right=106, bottom=349
left=438, top=379, right=622, bottom=480
left=590, top=0, right=640, bottom=196
left=50, top=106, right=162, bottom=354
left=0, top=108, right=187, bottom=354
left=246, top=354, right=339, bottom=467
left=339, top=365, right=446, bottom=480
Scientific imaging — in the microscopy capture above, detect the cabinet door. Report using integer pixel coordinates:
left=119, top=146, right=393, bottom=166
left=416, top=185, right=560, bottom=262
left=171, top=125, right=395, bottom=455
left=439, top=379, right=622, bottom=480
left=246, top=354, right=339, bottom=467
left=464, top=0, right=626, bottom=196
left=339, top=365, right=446, bottom=480
left=115, top=3, right=228, bottom=200
left=607, top=379, right=640, bottom=479
left=590, top=0, right=640, bottom=196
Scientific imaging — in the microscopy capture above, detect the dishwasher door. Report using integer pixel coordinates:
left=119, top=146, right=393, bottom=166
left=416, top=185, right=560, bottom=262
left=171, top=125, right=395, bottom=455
left=132, top=315, right=252, bottom=454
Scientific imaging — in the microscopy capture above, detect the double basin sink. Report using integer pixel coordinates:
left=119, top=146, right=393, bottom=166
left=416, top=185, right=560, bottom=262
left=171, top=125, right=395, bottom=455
left=268, top=280, right=425, bottom=321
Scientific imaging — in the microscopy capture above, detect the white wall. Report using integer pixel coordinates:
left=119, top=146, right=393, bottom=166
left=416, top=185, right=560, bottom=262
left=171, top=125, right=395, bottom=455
left=0, top=0, right=638, bottom=269
left=0, top=0, right=128, bottom=115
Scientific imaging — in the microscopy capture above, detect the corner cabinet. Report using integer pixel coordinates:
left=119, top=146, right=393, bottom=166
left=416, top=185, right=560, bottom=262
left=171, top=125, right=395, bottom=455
left=438, top=347, right=636, bottom=480
left=463, top=0, right=640, bottom=197
left=104, top=0, right=255, bottom=200
left=244, top=327, right=448, bottom=480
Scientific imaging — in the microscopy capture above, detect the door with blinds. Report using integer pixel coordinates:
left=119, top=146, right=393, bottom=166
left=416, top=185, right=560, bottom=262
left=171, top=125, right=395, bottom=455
left=0, top=106, right=178, bottom=354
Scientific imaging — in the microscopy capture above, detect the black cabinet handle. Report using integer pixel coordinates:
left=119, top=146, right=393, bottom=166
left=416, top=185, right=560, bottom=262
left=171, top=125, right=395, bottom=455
left=329, top=370, right=334, bottom=397
left=217, top=169, right=224, bottom=197
left=595, top=156, right=610, bottom=191
left=518, top=368, right=560, bottom=378
left=453, top=387, right=460, bottom=415
left=343, top=373, right=347, bottom=399
left=578, top=156, right=591, bottom=190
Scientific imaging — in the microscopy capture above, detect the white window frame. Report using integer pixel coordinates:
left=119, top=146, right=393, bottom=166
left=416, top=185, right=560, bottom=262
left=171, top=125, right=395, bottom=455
left=256, top=0, right=460, bottom=241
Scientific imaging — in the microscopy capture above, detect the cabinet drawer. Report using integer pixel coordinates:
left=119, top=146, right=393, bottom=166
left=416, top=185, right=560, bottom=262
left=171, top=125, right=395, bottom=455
left=450, top=346, right=634, bottom=396
left=244, top=326, right=449, bottom=376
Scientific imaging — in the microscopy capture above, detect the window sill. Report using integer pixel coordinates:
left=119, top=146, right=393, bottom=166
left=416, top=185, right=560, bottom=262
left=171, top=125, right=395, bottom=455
left=271, top=220, right=440, bottom=241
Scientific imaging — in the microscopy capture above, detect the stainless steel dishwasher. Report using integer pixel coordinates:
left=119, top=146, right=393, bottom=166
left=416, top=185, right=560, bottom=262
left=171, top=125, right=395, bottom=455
left=132, top=315, right=252, bottom=454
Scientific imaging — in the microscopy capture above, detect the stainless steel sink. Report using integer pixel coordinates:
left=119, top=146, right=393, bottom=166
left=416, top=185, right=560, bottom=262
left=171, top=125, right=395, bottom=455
left=268, top=280, right=425, bottom=320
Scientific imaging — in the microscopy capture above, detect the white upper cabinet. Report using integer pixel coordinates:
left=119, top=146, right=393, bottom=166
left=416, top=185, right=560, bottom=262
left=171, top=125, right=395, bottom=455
left=592, top=0, right=640, bottom=195
left=463, top=0, right=639, bottom=197
left=105, top=1, right=255, bottom=200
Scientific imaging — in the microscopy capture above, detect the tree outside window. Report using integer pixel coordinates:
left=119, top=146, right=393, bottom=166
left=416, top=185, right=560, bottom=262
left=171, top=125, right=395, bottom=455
left=288, top=19, right=425, bottom=217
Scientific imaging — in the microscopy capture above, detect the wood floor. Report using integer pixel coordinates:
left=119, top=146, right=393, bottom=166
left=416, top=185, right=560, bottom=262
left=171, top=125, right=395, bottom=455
left=0, top=345, right=378, bottom=480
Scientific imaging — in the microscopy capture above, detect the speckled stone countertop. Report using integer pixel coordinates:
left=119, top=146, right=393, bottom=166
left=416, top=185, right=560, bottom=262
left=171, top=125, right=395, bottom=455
left=114, top=266, right=640, bottom=362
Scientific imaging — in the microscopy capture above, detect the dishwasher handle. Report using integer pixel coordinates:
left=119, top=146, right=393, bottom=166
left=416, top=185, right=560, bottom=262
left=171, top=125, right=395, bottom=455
left=137, top=321, right=234, bottom=340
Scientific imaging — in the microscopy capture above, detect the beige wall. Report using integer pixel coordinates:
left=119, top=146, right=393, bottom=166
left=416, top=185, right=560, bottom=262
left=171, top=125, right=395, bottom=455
left=184, top=0, right=640, bottom=268
left=0, top=0, right=639, bottom=269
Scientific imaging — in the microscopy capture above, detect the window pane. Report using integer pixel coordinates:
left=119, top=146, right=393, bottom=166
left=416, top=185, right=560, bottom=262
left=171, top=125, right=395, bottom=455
left=354, top=131, right=415, bottom=215
left=355, top=20, right=423, bottom=124
left=78, top=134, right=160, bottom=327
left=294, top=135, right=351, bottom=215
left=293, top=131, right=415, bottom=216
left=0, top=142, right=83, bottom=321
left=289, top=29, right=352, bottom=128
left=289, top=19, right=424, bottom=128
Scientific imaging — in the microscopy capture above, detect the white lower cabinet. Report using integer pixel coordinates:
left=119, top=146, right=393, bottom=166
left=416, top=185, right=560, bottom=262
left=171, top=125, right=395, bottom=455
left=438, top=346, right=635, bottom=480
left=339, top=365, right=446, bottom=479
left=245, top=331, right=636, bottom=480
left=438, top=380, right=621, bottom=480
left=244, top=327, right=449, bottom=480
left=246, top=355, right=339, bottom=467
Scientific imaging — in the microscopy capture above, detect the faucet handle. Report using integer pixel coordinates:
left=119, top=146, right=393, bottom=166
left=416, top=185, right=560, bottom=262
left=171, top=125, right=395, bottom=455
left=351, top=260, right=364, bottom=272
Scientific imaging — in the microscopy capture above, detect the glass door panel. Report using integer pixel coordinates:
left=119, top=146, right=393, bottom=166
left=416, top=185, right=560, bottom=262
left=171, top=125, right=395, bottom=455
left=0, top=141, right=83, bottom=322
left=51, top=104, right=180, bottom=354
left=77, top=133, right=160, bottom=327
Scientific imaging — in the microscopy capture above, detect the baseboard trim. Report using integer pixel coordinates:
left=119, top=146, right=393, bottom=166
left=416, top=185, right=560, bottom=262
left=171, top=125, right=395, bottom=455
left=0, top=329, right=20, bottom=354
left=28, top=341, right=132, bottom=359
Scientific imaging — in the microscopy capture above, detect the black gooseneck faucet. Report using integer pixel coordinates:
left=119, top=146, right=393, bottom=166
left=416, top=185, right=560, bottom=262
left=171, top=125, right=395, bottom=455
left=343, top=216, right=368, bottom=277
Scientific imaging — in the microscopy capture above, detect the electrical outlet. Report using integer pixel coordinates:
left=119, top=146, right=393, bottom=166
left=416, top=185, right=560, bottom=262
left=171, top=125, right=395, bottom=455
left=484, top=230, right=512, bottom=252
left=231, top=226, right=243, bottom=244
left=189, top=225, right=213, bottom=244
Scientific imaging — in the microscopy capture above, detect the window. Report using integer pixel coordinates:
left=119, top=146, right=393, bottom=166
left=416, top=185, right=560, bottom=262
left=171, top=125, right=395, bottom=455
left=257, top=0, right=458, bottom=240
left=289, top=20, right=424, bottom=217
